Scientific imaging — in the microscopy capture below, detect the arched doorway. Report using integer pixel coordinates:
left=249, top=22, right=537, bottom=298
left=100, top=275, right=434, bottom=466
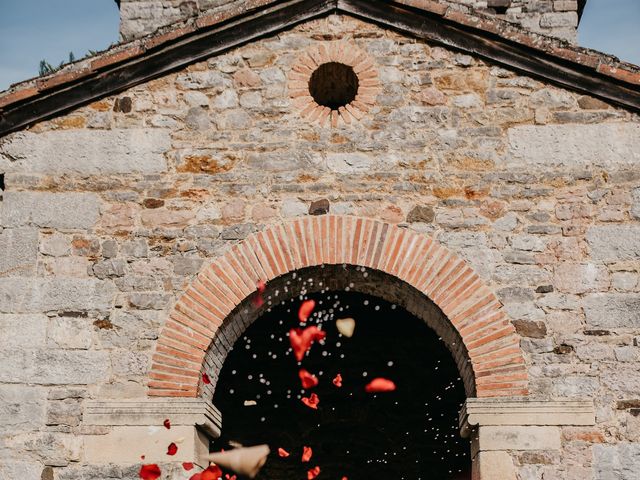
left=211, top=272, right=471, bottom=478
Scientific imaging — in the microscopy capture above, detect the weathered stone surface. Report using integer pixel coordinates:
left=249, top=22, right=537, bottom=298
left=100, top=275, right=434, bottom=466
left=0, top=129, right=169, bottom=173
left=0, top=228, right=37, bottom=276
left=0, top=349, right=109, bottom=384
left=407, top=205, right=435, bottom=223
left=0, top=313, right=47, bottom=348
left=553, top=263, right=610, bottom=294
left=0, top=278, right=115, bottom=313
left=0, top=462, right=43, bottom=479
left=594, top=444, right=640, bottom=480
left=584, top=293, right=640, bottom=329
left=505, top=124, right=640, bottom=168
left=0, top=385, right=46, bottom=432
left=1, top=192, right=100, bottom=229
left=48, top=317, right=93, bottom=349
left=587, top=226, right=640, bottom=263
left=309, top=199, right=330, bottom=215
left=326, top=153, right=373, bottom=174
left=479, top=426, right=561, bottom=451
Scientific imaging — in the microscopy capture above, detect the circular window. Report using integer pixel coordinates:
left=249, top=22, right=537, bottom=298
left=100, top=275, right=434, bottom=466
left=308, top=62, right=359, bottom=110
left=288, top=41, right=380, bottom=126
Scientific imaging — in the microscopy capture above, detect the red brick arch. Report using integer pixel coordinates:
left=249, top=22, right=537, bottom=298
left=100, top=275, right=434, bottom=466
left=148, top=215, right=528, bottom=399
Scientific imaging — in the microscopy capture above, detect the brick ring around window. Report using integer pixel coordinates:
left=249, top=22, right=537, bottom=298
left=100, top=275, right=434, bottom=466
left=288, top=41, right=381, bottom=127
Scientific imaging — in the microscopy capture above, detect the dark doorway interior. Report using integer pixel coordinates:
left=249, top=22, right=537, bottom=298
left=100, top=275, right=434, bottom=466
left=212, top=289, right=471, bottom=479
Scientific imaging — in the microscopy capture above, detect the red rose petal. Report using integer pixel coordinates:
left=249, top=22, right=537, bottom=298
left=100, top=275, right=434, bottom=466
left=140, top=455, right=145, bottom=460
left=298, top=299, right=316, bottom=323
left=289, top=326, right=326, bottom=361
left=225, top=475, right=237, bottom=480
left=302, top=446, right=313, bottom=462
left=139, top=464, right=161, bottom=480
left=365, top=377, right=397, bottom=393
left=252, top=280, right=266, bottom=307
left=307, top=466, right=321, bottom=480
left=278, top=447, right=290, bottom=458
left=333, top=373, right=342, bottom=387
left=183, top=462, right=194, bottom=471
left=301, top=392, right=319, bottom=409
left=202, top=372, right=211, bottom=384
left=163, top=418, right=171, bottom=429
left=299, top=369, right=319, bottom=389
left=193, top=465, right=223, bottom=480
left=167, top=442, right=178, bottom=455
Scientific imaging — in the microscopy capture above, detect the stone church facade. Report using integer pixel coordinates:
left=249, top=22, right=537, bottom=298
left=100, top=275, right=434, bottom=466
left=0, top=0, right=639, bottom=479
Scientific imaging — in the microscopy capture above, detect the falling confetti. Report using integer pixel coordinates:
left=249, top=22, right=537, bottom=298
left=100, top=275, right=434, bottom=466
left=289, top=326, right=326, bottom=361
left=253, top=280, right=267, bottom=307
left=299, top=369, right=319, bottom=389
left=335, top=317, right=356, bottom=337
left=278, top=447, right=290, bottom=458
left=167, top=442, right=178, bottom=455
left=298, top=299, right=316, bottom=323
left=307, top=466, right=321, bottom=480
left=202, top=372, right=211, bottom=384
left=365, top=377, right=397, bottom=393
left=190, top=465, right=223, bottom=480
left=183, top=462, right=194, bottom=471
left=301, top=392, right=319, bottom=409
left=332, top=373, right=343, bottom=387
left=163, top=418, right=171, bottom=429
left=302, top=446, right=313, bottom=462
left=139, top=464, right=161, bottom=480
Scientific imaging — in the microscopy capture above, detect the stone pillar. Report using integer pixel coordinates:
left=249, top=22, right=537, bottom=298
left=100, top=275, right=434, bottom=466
left=459, top=397, right=596, bottom=480
left=83, top=398, right=221, bottom=467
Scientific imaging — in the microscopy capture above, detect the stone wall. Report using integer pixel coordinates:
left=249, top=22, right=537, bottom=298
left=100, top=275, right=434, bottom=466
left=1, top=13, right=640, bottom=479
left=117, top=0, right=582, bottom=42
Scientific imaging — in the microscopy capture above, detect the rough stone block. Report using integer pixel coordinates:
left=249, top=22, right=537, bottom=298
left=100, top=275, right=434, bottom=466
left=473, top=451, right=517, bottom=480
left=587, top=225, right=640, bottom=263
left=478, top=426, right=561, bottom=451
left=0, top=385, right=46, bottom=432
left=505, top=123, right=640, bottom=169
left=0, top=462, right=43, bottom=479
left=1, top=192, right=100, bottom=229
left=594, top=444, right=640, bottom=480
left=0, top=277, right=115, bottom=313
left=0, top=228, right=38, bottom=276
left=0, top=313, right=47, bottom=348
left=584, top=293, right=640, bottom=329
left=326, top=153, right=373, bottom=174
left=47, top=317, right=93, bottom=349
left=0, top=129, right=169, bottom=174
left=553, top=263, right=609, bottom=294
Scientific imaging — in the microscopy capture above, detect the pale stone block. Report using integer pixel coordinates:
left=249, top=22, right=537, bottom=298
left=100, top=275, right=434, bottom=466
left=584, top=293, right=640, bottom=329
left=0, top=277, right=115, bottom=313
left=0, top=385, right=46, bottom=433
left=84, top=425, right=209, bottom=466
left=0, top=313, right=47, bottom=348
left=1, top=192, right=100, bottom=229
left=473, top=451, right=517, bottom=480
left=478, top=426, right=561, bottom=451
left=505, top=123, right=640, bottom=169
left=0, top=129, right=169, bottom=174
left=587, top=225, right=640, bottom=263
left=0, top=228, right=38, bottom=276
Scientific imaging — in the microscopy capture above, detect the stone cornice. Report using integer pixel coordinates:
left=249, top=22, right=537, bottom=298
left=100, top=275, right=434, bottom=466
left=459, top=397, right=596, bottom=438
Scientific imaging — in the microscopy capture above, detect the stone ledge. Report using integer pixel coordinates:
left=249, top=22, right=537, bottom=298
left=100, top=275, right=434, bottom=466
left=459, top=397, right=595, bottom=437
left=83, top=398, right=222, bottom=438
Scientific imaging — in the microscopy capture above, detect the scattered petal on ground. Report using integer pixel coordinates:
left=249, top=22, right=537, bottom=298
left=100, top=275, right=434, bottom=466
left=139, top=464, right=161, bottom=480
left=167, top=442, right=178, bottom=455
left=163, top=418, right=171, bottom=429
left=202, top=372, right=211, bottom=384
left=183, top=462, right=194, bottom=471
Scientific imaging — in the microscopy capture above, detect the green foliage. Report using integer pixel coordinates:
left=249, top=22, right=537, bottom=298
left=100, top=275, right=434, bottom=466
left=38, top=51, right=77, bottom=77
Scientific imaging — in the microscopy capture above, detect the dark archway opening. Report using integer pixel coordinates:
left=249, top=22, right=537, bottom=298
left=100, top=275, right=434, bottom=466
left=212, top=290, right=471, bottom=479
left=308, top=62, right=359, bottom=110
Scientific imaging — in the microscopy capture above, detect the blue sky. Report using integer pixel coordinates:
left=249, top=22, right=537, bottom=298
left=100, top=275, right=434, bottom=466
left=0, top=0, right=638, bottom=91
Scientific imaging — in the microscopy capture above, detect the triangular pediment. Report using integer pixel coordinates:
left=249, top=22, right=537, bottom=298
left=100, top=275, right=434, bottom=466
left=0, top=0, right=639, bottom=136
